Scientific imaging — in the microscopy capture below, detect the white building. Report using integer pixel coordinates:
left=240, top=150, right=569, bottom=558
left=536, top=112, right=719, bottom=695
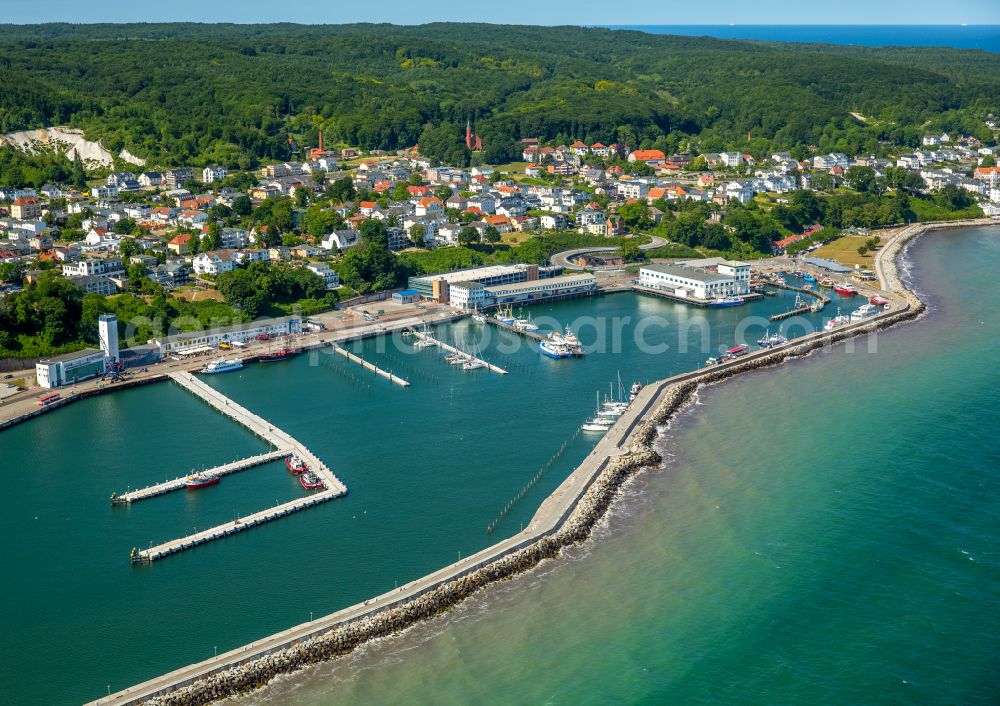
left=98, top=313, right=119, bottom=363
left=192, top=249, right=237, bottom=275
left=202, top=166, right=227, bottom=183
left=36, top=348, right=107, bottom=389
left=306, top=263, right=341, bottom=289
left=638, top=260, right=750, bottom=301
left=62, top=258, right=124, bottom=278
left=149, top=315, right=303, bottom=356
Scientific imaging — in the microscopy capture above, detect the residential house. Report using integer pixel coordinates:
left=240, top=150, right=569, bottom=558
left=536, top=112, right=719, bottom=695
left=720, top=152, right=744, bottom=168
left=139, top=172, right=162, bottom=188
left=234, top=249, right=270, bottom=265
left=11, top=196, right=42, bottom=220
left=415, top=197, right=444, bottom=217
left=202, top=166, right=227, bottom=183
left=627, top=150, right=666, bottom=166
left=306, top=263, right=340, bottom=289
left=192, top=249, right=237, bottom=275
left=321, top=229, right=361, bottom=250
left=163, top=168, right=195, bottom=189
left=540, top=214, right=567, bottom=231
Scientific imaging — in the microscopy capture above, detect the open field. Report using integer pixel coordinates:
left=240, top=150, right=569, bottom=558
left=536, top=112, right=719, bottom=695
left=812, top=235, right=878, bottom=269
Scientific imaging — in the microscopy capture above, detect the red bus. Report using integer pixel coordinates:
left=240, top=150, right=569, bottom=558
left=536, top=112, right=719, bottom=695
left=37, top=392, right=61, bottom=407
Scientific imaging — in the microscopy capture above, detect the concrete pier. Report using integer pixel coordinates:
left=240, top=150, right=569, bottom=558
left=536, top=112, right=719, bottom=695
left=127, top=372, right=348, bottom=564
left=408, top=329, right=508, bottom=375
left=483, top=316, right=545, bottom=342
left=111, top=449, right=292, bottom=504
left=330, top=344, right=410, bottom=386
left=633, top=285, right=764, bottom=306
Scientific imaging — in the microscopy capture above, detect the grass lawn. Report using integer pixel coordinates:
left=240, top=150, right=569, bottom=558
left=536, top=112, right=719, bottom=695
left=173, top=287, right=224, bottom=303
left=812, top=235, right=878, bottom=269
left=493, top=161, right=530, bottom=173
left=501, top=231, right=532, bottom=245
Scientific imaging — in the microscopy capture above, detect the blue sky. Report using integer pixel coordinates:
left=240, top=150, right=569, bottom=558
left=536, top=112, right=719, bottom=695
left=18, top=1, right=1000, bottom=25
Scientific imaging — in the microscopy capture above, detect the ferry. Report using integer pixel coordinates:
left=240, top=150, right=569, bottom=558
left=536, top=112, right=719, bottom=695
left=539, top=339, right=576, bottom=359
left=869, top=294, right=889, bottom=307
left=299, top=471, right=325, bottom=490
left=850, top=303, right=879, bottom=322
left=824, top=309, right=850, bottom=331
left=185, top=472, right=220, bottom=489
left=37, top=392, right=61, bottom=407
left=629, top=381, right=642, bottom=401
left=199, top=359, right=243, bottom=374
left=285, top=454, right=308, bottom=474
left=259, top=347, right=301, bottom=363
left=707, top=296, right=743, bottom=308
left=833, top=281, right=857, bottom=296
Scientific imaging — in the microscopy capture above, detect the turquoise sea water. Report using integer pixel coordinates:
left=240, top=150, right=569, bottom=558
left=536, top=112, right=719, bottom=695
left=1, top=274, right=847, bottom=704
left=231, top=226, right=1000, bottom=705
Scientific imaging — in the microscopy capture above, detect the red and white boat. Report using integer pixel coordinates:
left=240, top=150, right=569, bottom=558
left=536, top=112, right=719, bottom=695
left=833, top=282, right=857, bottom=296
left=285, top=454, right=308, bottom=474
left=299, top=471, right=324, bottom=490
left=185, top=472, right=220, bottom=489
left=259, top=347, right=302, bottom=363
left=869, top=294, right=889, bottom=306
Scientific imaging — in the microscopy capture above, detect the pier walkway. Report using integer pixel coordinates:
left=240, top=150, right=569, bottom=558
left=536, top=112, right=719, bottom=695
left=484, top=316, right=545, bottom=342
left=111, top=449, right=291, bottom=504
left=408, top=329, right=508, bottom=375
left=331, top=344, right=410, bottom=387
left=129, top=373, right=348, bottom=564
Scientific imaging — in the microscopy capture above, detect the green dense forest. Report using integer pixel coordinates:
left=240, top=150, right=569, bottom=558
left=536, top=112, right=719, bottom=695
left=0, top=23, right=997, bottom=171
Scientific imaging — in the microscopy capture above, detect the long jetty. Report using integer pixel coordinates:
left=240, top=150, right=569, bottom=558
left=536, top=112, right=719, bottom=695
left=330, top=344, right=410, bottom=387
left=112, top=449, right=292, bottom=504
left=408, top=328, right=508, bottom=375
left=128, top=372, right=348, bottom=564
left=768, top=282, right=831, bottom=321
left=484, top=316, right=545, bottom=342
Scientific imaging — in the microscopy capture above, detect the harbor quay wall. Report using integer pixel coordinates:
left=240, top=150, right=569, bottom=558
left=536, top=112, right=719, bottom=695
left=102, top=239, right=933, bottom=705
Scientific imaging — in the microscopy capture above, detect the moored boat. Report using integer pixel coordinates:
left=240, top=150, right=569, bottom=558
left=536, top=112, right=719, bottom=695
left=819, top=277, right=834, bottom=288
left=833, top=281, right=857, bottom=296
left=629, top=381, right=642, bottom=401
left=707, top=296, right=743, bottom=308
left=824, top=308, right=850, bottom=331
left=185, top=472, right=220, bottom=489
left=850, top=303, right=879, bottom=322
left=299, top=471, right=325, bottom=490
left=259, top=347, right=302, bottom=363
left=869, top=294, right=889, bottom=306
left=285, top=454, right=308, bottom=474
left=199, top=359, right=243, bottom=374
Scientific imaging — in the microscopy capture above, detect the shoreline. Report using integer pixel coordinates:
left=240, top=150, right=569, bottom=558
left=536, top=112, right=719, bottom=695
left=78, top=218, right=988, bottom=705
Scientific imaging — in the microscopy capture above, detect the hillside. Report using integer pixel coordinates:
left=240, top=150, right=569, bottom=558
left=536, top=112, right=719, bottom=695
left=0, top=23, right=996, bottom=170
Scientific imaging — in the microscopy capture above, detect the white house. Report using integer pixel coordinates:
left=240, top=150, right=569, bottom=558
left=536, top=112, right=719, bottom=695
left=306, top=263, right=340, bottom=289
left=638, top=261, right=750, bottom=301
left=321, top=229, right=361, bottom=250
left=192, top=249, right=238, bottom=275
left=202, top=166, right=227, bottom=183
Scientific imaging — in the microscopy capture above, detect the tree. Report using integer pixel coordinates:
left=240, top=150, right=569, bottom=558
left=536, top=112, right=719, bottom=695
left=326, top=176, right=356, bottom=203
left=232, top=195, right=253, bottom=217
left=857, top=245, right=868, bottom=256
left=294, top=185, right=311, bottom=207
left=358, top=219, right=388, bottom=248
left=618, top=201, right=650, bottom=229
left=114, top=217, right=136, bottom=235
left=408, top=223, right=427, bottom=246
left=0, top=262, right=25, bottom=284
left=981, top=155, right=997, bottom=168
left=619, top=239, right=641, bottom=261
left=118, top=237, right=139, bottom=261
left=845, top=166, right=878, bottom=194
left=433, top=185, right=453, bottom=201
left=482, top=226, right=501, bottom=244
left=202, top=222, right=222, bottom=251
left=458, top=227, right=480, bottom=246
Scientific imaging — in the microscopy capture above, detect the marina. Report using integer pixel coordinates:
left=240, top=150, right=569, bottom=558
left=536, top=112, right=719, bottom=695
left=330, top=343, right=411, bottom=387
left=127, top=371, right=348, bottom=564
left=406, top=327, right=509, bottom=374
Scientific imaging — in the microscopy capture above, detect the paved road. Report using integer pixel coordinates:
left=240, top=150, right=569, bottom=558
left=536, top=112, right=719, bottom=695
left=551, top=234, right=668, bottom=270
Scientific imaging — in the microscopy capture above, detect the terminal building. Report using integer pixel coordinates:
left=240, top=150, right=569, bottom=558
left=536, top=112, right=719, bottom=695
left=638, top=259, right=750, bottom=301
left=449, top=273, right=597, bottom=310
left=35, top=313, right=122, bottom=388
left=148, top=315, right=303, bottom=357
left=408, top=263, right=563, bottom=305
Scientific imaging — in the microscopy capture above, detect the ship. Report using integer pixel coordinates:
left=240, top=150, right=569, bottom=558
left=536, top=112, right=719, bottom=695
left=199, top=359, right=243, bottom=374
left=850, top=303, right=879, bottom=322
left=285, top=454, right=308, bottom=474
left=185, top=472, right=220, bottom=489
left=259, top=347, right=302, bottom=363
left=869, top=294, right=889, bottom=307
left=299, top=471, right=325, bottom=490
left=833, top=281, right=857, bottom=296
left=824, top=308, right=850, bottom=331
left=629, top=381, right=643, bottom=401
left=538, top=326, right=583, bottom=359
left=707, top=296, right=743, bottom=308
left=756, top=330, right=789, bottom=348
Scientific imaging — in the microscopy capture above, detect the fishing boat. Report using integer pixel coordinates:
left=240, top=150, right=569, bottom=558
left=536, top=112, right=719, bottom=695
left=824, top=308, right=850, bottom=331
left=539, top=338, right=575, bottom=359
left=185, top=472, right=220, bottom=489
left=803, top=283, right=814, bottom=290
left=259, top=346, right=301, bottom=363
left=756, top=330, right=789, bottom=348
left=199, top=359, right=243, bottom=374
left=513, top=310, right=539, bottom=332
left=285, top=454, right=308, bottom=474
left=809, top=299, right=825, bottom=313
left=495, top=306, right=516, bottom=326
left=299, top=471, right=325, bottom=490
left=629, top=381, right=643, bottom=401
left=833, top=281, right=857, bottom=296
left=869, top=294, right=889, bottom=306
left=707, top=296, right=743, bottom=308
left=705, top=356, right=721, bottom=366
left=471, top=311, right=488, bottom=324
left=803, top=273, right=817, bottom=283
left=819, top=277, right=834, bottom=288
left=850, top=303, right=879, bottom=322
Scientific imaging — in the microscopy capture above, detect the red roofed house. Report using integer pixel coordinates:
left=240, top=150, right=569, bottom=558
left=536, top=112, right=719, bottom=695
left=416, top=197, right=444, bottom=217
left=591, top=143, right=610, bottom=158
left=12, top=196, right=42, bottom=220
left=570, top=140, right=590, bottom=156
left=359, top=201, right=378, bottom=215
left=522, top=146, right=540, bottom=162
left=484, top=214, right=513, bottom=232
left=974, top=166, right=1000, bottom=186
left=627, top=150, right=667, bottom=166
left=407, top=185, right=431, bottom=197
left=167, top=233, right=194, bottom=255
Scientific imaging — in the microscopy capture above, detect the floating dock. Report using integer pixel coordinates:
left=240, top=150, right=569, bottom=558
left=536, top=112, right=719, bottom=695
left=483, top=316, right=545, bottom=342
left=768, top=283, right=831, bottom=321
left=407, top=329, right=508, bottom=375
left=111, top=449, right=292, bottom=504
left=127, top=373, right=348, bottom=564
left=330, top=344, right=410, bottom=387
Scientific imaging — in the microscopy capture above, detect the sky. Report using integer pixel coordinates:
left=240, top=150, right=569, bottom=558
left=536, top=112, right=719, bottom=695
left=17, top=1, right=1000, bottom=26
